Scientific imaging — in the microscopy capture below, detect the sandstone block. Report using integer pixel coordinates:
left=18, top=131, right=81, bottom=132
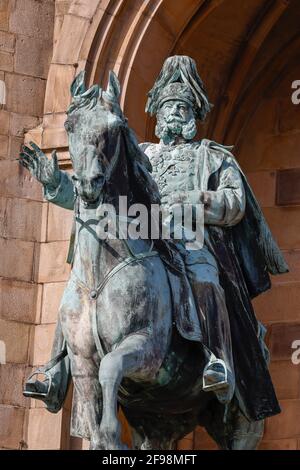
left=264, top=400, right=300, bottom=439
left=0, top=237, right=35, bottom=281
left=14, top=35, right=52, bottom=79
left=253, top=283, right=300, bottom=323
left=10, top=113, right=40, bottom=137
left=52, top=14, right=89, bottom=65
left=0, top=51, right=13, bottom=72
left=269, top=360, right=300, bottom=400
left=47, top=202, right=73, bottom=241
left=26, top=408, right=63, bottom=450
left=0, top=278, right=42, bottom=324
left=34, top=241, right=70, bottom=283
left=69, top=0, right=99, bottom=19
left=0, top=133, right=8, bottom=157
left=0, top=318, right=31, bottom=363
left=0, top=196, right=47, bottom=242
left=0, top=363, right=27, bottom=406
left=30, top=323, right=56, bottom=366
left=0, top=405, right=25, bottom=449
left=0, top=160, right=43, bottom=200
left=0, top=0, right=10, bottom=31
left=0, top=30, right=14, bottom=53
left=44, top=64, right=75, bottom=114
left=41, top=282, right=66, bottom=324
left=0, top=109, right=9, bottom=135
left=9, top=0, right=54, bottom=41
left=5, top=73, right=46, bottom=116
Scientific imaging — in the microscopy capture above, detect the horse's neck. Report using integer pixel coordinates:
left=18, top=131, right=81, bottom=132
left=72, top=201, right=122, bottom=287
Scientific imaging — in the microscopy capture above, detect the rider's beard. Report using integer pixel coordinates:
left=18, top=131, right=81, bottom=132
left=155, top=114, right=197, bottom=143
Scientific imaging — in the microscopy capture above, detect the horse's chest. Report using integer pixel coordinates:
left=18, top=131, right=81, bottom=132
left=151, top=149, right=195, bottom=201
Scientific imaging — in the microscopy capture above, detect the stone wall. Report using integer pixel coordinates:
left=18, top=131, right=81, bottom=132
left=0, top=0, right=55, bottom=450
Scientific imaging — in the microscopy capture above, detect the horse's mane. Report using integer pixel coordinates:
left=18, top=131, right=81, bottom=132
left=121, top=125, right=161, bottom=208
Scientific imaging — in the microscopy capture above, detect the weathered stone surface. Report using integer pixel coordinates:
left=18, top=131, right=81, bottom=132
left=26, top=408, right=63, bottom=450
left=34, top=241, right=70, bottom=283
left=0, top=237, right=35, bottom=281
left=0, top=363, right=27, bottom=406
left=272, top=250, right=300, bottom=285
left=0, top=196, right=47, bottom=242
left=14, top=35, right=52, bottom=79
left=0, top=134, right=8, bottom=158
left=0, top=405, right=25, bottom=449
left=47, top=201, right=73, bottom=241
left=0, top=318, right=31, bottom=363
left=0, top=51, right=13, bottom=72
left=41, top=282, right=66, bottom=324
left=52, top=14, right=89, bottom=64
left=253, top=283, right=300, bottom=323
left=9, top=0, right=54, bottom=41
left=264, top=400, right=300, bottom=439
left=0, top=0, right=10, bottom=31
left=42, top=127, right=68, bottom=149
left=0, top=278, right=42, bottom=324
left=269, top=360, right=300, bottom=400
left=5, top=73, right=46, bottom=115
left=8, top=135, right=24, bottom=159
left=263, top=206, right=300, bottom=250
left=0, top=30, right=15, bottom=53
left=0, top=160, right=43, bottom=200
left=44, top=64, right=75, bottom=114
left=69, top=0, right=99, bottom=19
left=10, top=113, right=40, bottom=138
left=0, top=109, right=9, bottom=135
left=30, top=323, right=56, bottom=366
left=55, top=0, right=72, bottom=18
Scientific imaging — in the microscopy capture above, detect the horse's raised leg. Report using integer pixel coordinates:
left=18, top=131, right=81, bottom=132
left=69, top=353, right=103, bottom=450
left=98, top=333, right=161, bottom=450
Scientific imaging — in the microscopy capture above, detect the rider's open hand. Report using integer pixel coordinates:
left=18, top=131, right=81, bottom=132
left=19, top=142, right=61, bottom=188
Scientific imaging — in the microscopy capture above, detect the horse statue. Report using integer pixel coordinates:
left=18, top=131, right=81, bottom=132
left=20, top=70, right=268, bottom=450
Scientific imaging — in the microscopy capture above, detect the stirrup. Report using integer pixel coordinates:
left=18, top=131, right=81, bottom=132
left=202, top=358, right=228, bottom=392
left=23, top=369, right=52, bottom=399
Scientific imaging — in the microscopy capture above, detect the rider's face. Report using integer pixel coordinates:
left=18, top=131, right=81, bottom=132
left=160, top=100, right=194, bottom=124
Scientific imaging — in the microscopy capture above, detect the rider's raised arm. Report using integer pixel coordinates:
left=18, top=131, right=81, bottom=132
left=44, top=170, right=75, bottom=211
left=19, top=142, right=75, bottom=211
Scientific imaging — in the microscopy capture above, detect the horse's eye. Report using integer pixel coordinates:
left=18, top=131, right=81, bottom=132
left=72, top=175, right=79, bottom=182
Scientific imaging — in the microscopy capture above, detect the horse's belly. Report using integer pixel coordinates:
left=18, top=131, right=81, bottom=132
left=96, top=257, right=171, bottom=350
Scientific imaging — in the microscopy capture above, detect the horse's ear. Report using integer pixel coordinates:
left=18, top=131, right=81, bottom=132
left=106, top=71, right=121, bottom=101
left=71, top=70, right=86, bottom=97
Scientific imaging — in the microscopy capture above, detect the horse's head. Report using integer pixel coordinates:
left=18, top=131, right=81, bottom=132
left=64, top=70, right=126, bottom=205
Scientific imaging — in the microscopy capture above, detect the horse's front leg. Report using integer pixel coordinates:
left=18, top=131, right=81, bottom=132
left=98, top=333, right=161, bottom=450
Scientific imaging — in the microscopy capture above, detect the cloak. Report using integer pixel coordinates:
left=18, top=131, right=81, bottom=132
left=199, top=139, right=287, bottom=420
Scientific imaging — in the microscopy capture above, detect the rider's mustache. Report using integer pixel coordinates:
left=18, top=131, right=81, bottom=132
left=165, top=115, right=186, bottom=124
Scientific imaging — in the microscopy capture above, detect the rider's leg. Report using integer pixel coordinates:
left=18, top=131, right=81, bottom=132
left=183, top=252, right=235, bottom=403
